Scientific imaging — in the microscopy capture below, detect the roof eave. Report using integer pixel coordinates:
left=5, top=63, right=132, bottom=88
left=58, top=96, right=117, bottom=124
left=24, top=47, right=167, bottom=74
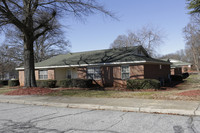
left=16, top=60, right=170, bottom=70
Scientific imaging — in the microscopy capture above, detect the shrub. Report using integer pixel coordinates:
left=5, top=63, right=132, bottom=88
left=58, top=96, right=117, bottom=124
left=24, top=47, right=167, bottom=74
left=0, top=80, right=8, bottom=85
left=59, top=79, right=93, bottom=88
left=182, top=72, right=189, bottom=79
left=59, top=79, right=72, bottom=88
left=36, top=80, right=57, bottom=88
left=8, top=80, right=19, bottom=87
left=127, top=79, right=160, bottom=90
left=72, top=79, right=93, bottom=88
left=170, top=75, right=183, bottom=81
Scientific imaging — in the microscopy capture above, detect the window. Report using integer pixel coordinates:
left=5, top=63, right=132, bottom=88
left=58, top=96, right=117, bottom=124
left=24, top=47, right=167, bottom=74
left=160, top=65, right=162, bottom=70
left=121, top=66, right=130, bottom=80
left=66, top=70, right=72, bottom=79
left=87, top=67, right=101, bottom=80
left=39, top=70, right=48, bottom=80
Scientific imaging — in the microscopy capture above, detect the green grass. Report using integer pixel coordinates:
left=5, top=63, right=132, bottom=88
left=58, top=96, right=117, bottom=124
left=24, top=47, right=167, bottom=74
left=0, top=86, right=15, bottom=94
left=48, top=89, right=158, bottom=98
left=186, top=74, right=200, bottom=83
left=48, top=90, right=115, bottom=97
left=46, top=74, right=200, bottom=100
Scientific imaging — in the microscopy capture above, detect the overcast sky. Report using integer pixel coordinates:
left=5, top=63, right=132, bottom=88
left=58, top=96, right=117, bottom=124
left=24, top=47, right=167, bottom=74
left=0, top=0, right=190, bottom=55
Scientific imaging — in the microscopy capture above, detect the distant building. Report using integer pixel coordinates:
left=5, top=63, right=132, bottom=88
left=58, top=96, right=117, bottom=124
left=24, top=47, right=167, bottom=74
left=162, top=59, right=192, bottom=75
left=0, top=70, right=18, bottom=80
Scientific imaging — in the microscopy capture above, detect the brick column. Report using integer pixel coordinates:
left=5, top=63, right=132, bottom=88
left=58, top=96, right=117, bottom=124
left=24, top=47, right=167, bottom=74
left=48, top=69, right=55, bottom=80
left=18, top=70, right=24, bottom=86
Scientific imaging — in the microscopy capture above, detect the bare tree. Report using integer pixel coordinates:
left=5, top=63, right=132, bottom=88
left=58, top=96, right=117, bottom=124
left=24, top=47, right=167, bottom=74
left=183, top=16, right=200, bottom=73
left=0, top=44, right=17, bottom=79
left=160, top=49, right=191, bottom=62
left=0, top=0, right=114, bottom=87
left=110, top=25, right=164, bottom=57
left=110, top=35, right=129, bottom=48
left=3, top=27, right=70, bottom=63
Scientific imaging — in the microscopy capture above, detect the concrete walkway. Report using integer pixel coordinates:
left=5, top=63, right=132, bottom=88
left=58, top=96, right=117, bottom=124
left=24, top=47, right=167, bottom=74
left=0, top=95, right=199, bottom=116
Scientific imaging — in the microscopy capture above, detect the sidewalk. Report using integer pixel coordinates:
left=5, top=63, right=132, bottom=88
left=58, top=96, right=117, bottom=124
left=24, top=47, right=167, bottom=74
left=0, top=95, right=199, bottom=116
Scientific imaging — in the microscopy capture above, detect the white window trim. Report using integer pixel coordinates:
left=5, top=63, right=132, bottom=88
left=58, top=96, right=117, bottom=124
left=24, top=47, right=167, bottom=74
left=87, top=66, right=101, bottom=80
left=39, top=70, right=48, bottom=80
left=121, top=65, right=130, bottom=80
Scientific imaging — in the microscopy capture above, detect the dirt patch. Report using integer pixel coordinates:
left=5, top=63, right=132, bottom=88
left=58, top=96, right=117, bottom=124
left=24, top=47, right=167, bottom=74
left=177, top=90, right=200, bottom=96
left=5, top=87, right=57, bottom=95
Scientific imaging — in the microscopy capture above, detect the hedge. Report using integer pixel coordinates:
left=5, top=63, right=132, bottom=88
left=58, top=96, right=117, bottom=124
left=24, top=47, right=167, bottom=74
left=36, top=80, right=57, bottom=88
left=127, top=79, right=160, bottom=90
left=8, top=80, right=20, bottom=87
left=59, top=79, right=93, bottom=88
left=59, top=79, right=72, bottom=88
left=170, top=75, right=183, bottom=81
left=0, top=80, right=8, bottom=85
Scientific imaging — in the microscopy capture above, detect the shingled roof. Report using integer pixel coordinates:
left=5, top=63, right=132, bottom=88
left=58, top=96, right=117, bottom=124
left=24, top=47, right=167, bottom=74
left=16, top=46, right=170, bottom=70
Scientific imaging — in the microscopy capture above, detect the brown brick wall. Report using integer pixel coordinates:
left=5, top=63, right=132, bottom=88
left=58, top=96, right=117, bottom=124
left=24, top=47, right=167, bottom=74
left=35, top=70, right=39, bottom=80
left=18, top=69, right=55, bottom=86
left=77, top=67, right=87, bottom=79
left=130, top=65, right=144, bottom=79
left=144, top=64, right=170, bottom=80
left=19, top=71, right=24, bottom=86
left=112, top=66, right=126, bottom=87
left=101, top=65, right=145, bottom=87
left=18, top=64, right=170, bottom=87
left=171, top=68, right=182, bottom=75
left=48, top=69, right=55, bottom=80
left=171, top=69, right=175, bottom=75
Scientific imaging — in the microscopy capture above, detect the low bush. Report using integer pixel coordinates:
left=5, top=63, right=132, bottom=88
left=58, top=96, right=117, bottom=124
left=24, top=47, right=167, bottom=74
left=170, top=75, right=183, bottom=81
left=0, top=80, right=8, bottom=85
left=59, top=79, right=72, bottom=88
left=72, top=79, right=93, bottom=88
left=59, top=79, right=93, bottom=88
left=36, top=80, right=57, bottom=88
left=8, top=80, right=19, bottom=87
left=127, top=79, right=160, bottom=90
left=182, top=72, right=189, bottom=79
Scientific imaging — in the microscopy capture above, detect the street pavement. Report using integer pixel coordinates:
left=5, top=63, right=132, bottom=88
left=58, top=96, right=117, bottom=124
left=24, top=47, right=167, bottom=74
left=0, top=103, right=200, bottom=133
left=0, top=95, right=199, bottom=116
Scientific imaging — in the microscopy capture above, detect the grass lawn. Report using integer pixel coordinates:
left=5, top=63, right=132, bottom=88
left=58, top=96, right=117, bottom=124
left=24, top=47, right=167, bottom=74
left=48, top=90, right=157, bottom=98
left=1, top=74, right=200, bottom=100
left=0, top=86, right=16, bottom=94
left=47, top=74, right=200, bottom=100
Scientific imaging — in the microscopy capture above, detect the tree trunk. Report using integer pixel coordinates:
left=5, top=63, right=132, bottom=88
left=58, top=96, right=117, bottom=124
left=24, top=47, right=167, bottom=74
left=24, top=34, right=37, bottom=87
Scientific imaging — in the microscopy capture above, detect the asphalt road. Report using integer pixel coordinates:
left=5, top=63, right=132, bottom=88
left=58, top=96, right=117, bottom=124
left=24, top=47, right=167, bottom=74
left=0, top=103, right=200, bottom=133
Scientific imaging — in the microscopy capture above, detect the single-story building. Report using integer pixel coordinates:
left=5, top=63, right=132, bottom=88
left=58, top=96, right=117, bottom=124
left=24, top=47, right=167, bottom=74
left=16, top=46, right=171, bottom=87
left=161, top=59, right=192, bottom=75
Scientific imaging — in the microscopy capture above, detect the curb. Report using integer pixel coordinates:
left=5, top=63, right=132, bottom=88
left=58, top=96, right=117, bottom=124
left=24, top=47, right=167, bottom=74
left=0, top=99, right=197, bottom=116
